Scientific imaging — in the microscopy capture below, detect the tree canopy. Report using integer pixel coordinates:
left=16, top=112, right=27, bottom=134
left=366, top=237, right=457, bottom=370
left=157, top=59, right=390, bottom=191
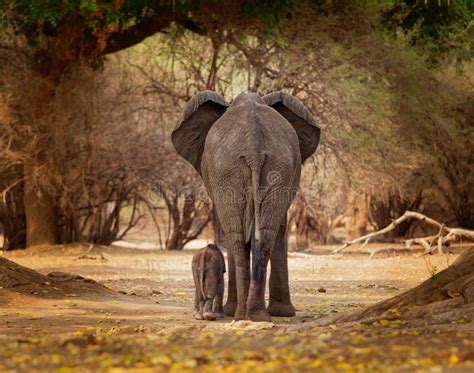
left=0, top=0, right=297, bottom=77
left=383, top=0, right=473, bottom=62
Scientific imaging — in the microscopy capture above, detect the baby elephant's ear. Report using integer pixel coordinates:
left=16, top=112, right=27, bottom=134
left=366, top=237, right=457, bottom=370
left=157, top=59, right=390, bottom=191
left=172, top=91, right=229, bottom=174
left=263, top=91, right=321, bottom=163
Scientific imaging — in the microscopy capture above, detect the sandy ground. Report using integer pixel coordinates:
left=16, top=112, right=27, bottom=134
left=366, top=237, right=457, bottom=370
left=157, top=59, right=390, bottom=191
left=0, top=243, right=473, bottom=371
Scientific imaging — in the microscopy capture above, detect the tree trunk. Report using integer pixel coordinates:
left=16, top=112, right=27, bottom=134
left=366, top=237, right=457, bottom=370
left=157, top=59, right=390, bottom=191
left=453, top=194, right=474, bottom=230
left=0, top=165, right=27, bottom=250
left=370, top=193, right=423, bottom=238
left=332, top=250, right=474, bottom=328
left=2, top=182, right=27, bottom=250
left=345, top=191, right=370, bottom=240
left=166, top=227, right=184, bottom=250
left=23, top=162, right=58, bottom=247
left=293, top=202, right=310, bottom=250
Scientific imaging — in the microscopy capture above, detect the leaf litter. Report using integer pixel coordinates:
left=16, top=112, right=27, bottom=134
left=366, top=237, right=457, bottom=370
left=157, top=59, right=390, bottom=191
left=0, top=245, right=473, bottom=371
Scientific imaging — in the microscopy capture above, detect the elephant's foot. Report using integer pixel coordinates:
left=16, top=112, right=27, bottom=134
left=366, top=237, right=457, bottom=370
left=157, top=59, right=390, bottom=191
left=267, top=301, right=296, bottom=317
left=213, top=304, right=224, bottom=316
left=223, top=301, right=237, bottom=317
left=246, top=309, right=271, bottom=322
left=234, top=306, right=247, bottom=320
left=203, top=311, right=216, bottom=321
left=194, top=310, right=204, bottom=320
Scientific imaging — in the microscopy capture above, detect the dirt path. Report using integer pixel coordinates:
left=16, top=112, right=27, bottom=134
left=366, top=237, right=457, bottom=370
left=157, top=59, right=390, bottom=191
left=1, top=244, right=473, bottom=371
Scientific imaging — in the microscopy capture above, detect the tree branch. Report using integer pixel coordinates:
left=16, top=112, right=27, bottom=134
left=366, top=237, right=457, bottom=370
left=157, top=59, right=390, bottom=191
left=333, top=211, right=474, bottom=254
left=103, top=7, right=175, bottom=54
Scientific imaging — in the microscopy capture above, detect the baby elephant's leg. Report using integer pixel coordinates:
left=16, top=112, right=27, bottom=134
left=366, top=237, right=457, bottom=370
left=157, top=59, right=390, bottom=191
left=213, top=276, right=225, bottom=317
left=194, top=289, right=204, bottom=320
left=193, top=261, right=204, bottom=320
left=203, top=299, right=216, bottom=321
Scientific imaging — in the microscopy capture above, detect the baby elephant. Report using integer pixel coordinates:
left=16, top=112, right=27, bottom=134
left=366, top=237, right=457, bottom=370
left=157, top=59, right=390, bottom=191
left=192, top=244, right=225, bottom=321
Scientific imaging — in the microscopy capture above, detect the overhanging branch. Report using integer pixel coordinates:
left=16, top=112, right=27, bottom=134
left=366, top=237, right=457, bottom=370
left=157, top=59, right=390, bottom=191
left=103, top=8, right=208, bottom=55
left=103, top=7, right=175, bottom=54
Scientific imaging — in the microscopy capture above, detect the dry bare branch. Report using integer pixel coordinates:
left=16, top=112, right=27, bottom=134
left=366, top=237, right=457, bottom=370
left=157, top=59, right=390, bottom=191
left=333, top=211, right=474, bottom=254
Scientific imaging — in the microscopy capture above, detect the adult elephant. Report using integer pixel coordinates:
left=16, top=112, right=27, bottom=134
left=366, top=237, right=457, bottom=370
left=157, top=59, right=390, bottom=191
left=172, top=91, right=320, bottom=321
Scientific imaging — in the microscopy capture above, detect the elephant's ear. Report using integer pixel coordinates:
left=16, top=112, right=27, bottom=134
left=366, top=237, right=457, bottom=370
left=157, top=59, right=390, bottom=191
left=172, top=91, right=229, bottom=174
left=263, top=91, right=321, bottom=163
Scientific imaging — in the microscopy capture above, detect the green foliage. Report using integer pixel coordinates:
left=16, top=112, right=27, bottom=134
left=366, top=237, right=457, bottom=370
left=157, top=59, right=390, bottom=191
left=243, top=0, right=297, bottom=31
left=1, top=0, right=469, bottom=66
left=0, top=1, right=297, bottom=52
left=1, top=0, right=161, bottom=39
left=382, top=0, right=473, bottom=62
left=287, top=0, right=472, bottom=63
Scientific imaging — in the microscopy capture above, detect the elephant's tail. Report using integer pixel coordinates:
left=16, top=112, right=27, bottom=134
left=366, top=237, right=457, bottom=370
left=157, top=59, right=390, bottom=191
left=248, top=157, right=265, bottom=282
left=249, top=158, right=264, bottom=243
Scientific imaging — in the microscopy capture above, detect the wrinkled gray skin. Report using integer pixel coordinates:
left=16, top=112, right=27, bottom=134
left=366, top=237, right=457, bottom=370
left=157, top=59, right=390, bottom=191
left=192, top=244, right=226, bottom=321
left=172, top=91, right=320, bottom=321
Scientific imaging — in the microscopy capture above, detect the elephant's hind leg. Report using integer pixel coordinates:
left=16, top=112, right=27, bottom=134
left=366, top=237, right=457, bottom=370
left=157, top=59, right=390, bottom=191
left=203, top=298, right=216, bottom=321
left=224, top=232, right=250, bottom=320
left=246, top=228, right=278, bottom=322
left=268, top=217, right=296, bottom=317
left=192, top=259, right=205, bottom=320
left=213, top=275, right=225, bottom=317
left=194, top=288, right=205, bottom=320
left=223, top=250, right=237, bottom=317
